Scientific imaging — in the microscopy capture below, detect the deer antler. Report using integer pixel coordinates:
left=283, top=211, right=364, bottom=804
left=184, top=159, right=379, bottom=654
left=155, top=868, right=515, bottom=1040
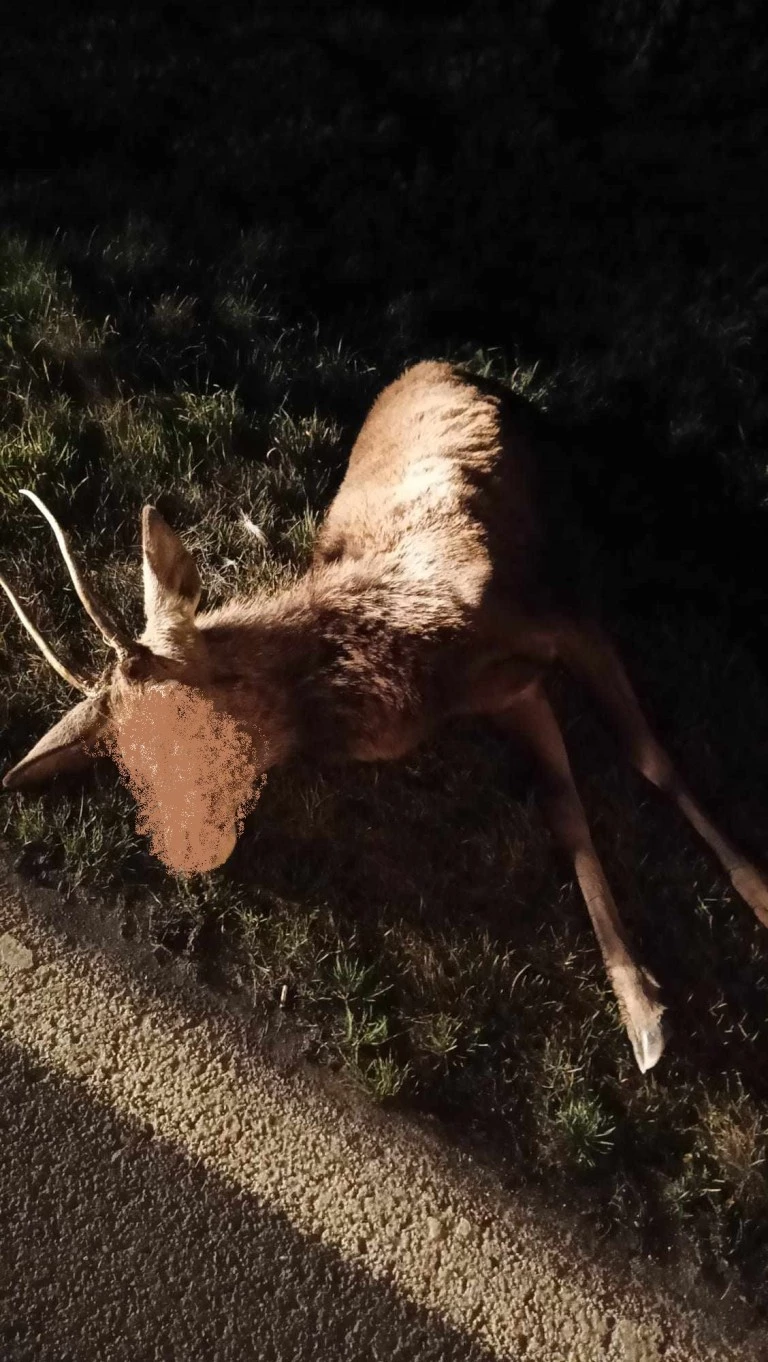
left=19, top=489, right=131, bottom=658
left=0, top=572, right=95, bottom=694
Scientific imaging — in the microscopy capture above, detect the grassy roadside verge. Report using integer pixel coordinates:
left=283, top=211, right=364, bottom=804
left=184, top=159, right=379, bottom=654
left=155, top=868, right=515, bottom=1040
left=1, top=0, right=768, bottom=1306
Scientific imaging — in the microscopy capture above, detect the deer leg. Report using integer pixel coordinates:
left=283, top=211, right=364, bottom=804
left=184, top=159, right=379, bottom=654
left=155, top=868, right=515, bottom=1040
left=493, top=682, right=667, bottom=1073
left=553, top=619, right=768, bottom=929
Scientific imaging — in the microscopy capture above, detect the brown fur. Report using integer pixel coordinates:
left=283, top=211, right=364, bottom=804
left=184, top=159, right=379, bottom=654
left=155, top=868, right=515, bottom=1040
left=196, top=363, right=547, bottom=764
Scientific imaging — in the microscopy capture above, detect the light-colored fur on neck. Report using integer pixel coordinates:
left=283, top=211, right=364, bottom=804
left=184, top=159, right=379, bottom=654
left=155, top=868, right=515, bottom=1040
left=196, top=550, right=476, bottom=764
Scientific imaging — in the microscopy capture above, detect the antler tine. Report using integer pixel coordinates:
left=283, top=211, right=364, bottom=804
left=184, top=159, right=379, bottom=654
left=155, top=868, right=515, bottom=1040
left=0, top=572, right=95, bottom=694
left=19, top=488, right=130, bottom=657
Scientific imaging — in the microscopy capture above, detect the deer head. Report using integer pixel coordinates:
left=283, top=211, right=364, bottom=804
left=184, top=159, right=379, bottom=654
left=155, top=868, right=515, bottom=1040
left=1, top=493, right=268, bottom=874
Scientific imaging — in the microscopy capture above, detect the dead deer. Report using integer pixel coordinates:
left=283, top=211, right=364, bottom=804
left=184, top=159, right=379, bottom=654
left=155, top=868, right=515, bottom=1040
left=2, top=361, right=767, bottom=1072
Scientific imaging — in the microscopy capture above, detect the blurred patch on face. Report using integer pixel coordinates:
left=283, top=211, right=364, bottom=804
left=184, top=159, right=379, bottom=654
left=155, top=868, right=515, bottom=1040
left=101, top=680, right=267, bottom=874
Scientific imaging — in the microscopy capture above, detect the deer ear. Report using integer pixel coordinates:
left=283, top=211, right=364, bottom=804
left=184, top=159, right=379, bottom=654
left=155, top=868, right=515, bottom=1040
left=3, top=694, right=111, bottom=790
left=141, top=506, right=201, bottom=636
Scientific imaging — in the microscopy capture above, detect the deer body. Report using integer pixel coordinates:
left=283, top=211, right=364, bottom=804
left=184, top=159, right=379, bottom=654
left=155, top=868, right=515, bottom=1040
left=199, top=363, right=548, bottom=764
left=3, top=360, right=768, bottom=1074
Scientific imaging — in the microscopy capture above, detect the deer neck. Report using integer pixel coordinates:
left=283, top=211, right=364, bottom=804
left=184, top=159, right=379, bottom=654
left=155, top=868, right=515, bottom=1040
left=197, top=561, right=464, bottom=764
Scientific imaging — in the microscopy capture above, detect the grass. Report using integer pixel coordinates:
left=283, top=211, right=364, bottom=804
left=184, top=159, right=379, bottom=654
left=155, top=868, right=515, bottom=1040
left=1, top=0, right=768, bottom=1308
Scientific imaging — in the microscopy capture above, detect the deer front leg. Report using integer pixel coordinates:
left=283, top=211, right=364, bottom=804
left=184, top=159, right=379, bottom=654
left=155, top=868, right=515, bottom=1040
left=493, top=682, right=667, bottom=1073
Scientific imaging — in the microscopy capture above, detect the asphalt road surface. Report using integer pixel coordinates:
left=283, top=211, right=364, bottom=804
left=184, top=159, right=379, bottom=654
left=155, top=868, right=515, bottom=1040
left=1, top=876, right=765, bottom=1362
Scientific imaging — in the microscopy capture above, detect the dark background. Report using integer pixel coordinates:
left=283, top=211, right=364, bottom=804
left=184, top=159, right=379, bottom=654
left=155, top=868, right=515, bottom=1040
left=3, top=0, right=767, bottom=660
